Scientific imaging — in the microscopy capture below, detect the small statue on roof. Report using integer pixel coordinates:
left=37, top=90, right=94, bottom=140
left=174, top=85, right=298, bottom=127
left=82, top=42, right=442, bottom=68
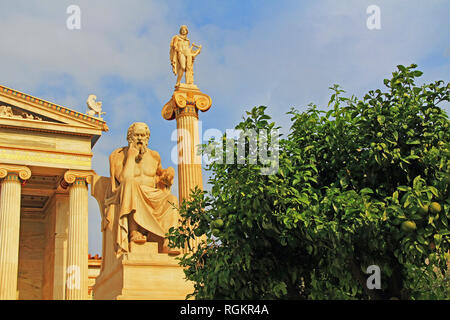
left=86, top=94, right=105, bottom=118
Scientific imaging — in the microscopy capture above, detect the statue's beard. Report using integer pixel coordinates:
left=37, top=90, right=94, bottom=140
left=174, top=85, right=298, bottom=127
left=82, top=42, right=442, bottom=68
left=131, top=140, right=148, bottom=162
left=137, top=142, right=146, bottom=152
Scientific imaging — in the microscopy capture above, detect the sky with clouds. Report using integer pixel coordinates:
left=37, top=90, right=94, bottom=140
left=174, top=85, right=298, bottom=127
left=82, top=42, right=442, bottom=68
left=0, top=0, right=449, bottom=254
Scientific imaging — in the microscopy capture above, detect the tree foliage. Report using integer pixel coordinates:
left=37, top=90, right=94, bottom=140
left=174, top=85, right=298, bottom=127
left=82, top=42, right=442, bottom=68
left=168, top=64, right=450, bottom=299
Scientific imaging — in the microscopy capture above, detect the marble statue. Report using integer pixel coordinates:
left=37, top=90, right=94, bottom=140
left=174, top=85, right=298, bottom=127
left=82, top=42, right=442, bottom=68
left=170, top=25, right=202, bottom=86
left=90, top=122, right=194, bottom=299
left=86, top=94, right=105, bottom=118
left=93, top=122, right=180, bottom=256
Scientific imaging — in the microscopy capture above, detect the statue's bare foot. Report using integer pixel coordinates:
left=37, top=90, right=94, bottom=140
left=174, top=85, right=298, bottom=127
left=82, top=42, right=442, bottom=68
left=130, top=231, right=146, bottom=244
left=162, top=239, right=180, bottom=256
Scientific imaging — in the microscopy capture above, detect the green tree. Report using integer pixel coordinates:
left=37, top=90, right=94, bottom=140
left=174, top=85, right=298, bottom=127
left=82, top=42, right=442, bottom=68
left=168, top=64, right=450, bottom=299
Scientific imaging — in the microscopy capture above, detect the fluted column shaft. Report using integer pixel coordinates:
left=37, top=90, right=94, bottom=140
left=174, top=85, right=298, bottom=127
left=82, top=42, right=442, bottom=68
left=177, top=113, right=203, bottom=202
left=0, top=165, right=31, bottom=300
left=176, top=112, right=204, bottom=251
left=63, top=171, right=92, bottom=300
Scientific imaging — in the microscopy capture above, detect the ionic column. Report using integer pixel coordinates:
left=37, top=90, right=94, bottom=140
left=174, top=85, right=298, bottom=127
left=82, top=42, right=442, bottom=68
left=162, top=89, right=212, bottom=252
left=62, top=170, right=92, bottom=300
left=0, top=164, right=31, bottom=300
left=176, top=107, right=204, bottom=202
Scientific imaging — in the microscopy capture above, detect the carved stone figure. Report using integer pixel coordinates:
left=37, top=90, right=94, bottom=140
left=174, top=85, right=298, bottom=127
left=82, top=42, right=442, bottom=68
left=0, top=105, right=14, bottom=118
left=0, top=105, right=42, bottom=121
left=170, top=25, right=202, bottom=86
left=86, top=94, right=105, bottom=118
left=93, top=122, right=180, bottom=256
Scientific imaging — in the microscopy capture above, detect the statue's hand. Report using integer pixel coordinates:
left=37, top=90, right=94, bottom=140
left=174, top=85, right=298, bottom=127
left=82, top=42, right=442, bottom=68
left=127, top=143, right=140, bottom=159
left=158, top=167, right=175, bottom=188
left=164, top=167, right=175, bottom=181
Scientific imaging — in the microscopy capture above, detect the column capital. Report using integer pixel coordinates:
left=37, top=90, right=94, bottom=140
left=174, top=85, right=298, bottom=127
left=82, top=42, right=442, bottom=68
left=0, top=164, right=31, bottom=181
left=162, top=88, right=212, bottom=121
left=62, top=170, right=95, bottom=188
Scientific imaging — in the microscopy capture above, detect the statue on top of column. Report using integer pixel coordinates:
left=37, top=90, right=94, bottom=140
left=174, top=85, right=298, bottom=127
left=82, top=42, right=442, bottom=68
left=170, top=25, right=202, bottom=87
left=162, top=24, right=212, bottom=121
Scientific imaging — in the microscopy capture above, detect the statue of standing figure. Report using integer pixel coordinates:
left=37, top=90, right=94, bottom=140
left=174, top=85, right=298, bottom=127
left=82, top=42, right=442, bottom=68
left=170, top=25, right=202, bottom=86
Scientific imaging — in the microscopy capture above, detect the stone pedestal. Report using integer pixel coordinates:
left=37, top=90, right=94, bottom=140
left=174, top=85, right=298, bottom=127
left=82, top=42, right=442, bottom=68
left=93, top=242, right=193, bottom=300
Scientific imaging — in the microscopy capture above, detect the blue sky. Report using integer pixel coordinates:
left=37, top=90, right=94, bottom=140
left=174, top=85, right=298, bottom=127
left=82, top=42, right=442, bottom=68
left=0, top=0, right=449, bottom=254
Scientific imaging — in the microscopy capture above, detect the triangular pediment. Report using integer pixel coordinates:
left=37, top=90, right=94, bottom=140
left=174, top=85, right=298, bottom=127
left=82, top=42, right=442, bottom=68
left=0, top=85, right=109, bottom=135
left=0, top=103, right=64, bottom=124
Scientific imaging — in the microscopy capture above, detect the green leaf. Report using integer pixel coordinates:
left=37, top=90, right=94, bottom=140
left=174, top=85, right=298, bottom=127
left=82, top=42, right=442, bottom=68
left=404, top=196, right=412, bottom=208
left=398, top=65, right=407, bottom=72
left=393, top=131, right=399, bottom=141
left=406, top=139, right=421, bottom=145
left=428, top=186, right=439, bottom=198
left=340, top=177, right=349, bottom=189
left=361, top=188, right=374, bottom=195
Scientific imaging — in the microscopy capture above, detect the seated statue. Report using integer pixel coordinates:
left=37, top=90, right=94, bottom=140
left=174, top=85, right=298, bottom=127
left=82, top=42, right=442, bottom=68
left=92, top=122, right=180, bottom=259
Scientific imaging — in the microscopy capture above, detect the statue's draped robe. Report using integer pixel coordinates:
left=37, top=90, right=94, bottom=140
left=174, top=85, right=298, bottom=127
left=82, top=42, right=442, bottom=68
left=101, top=178, right=179, bottom=256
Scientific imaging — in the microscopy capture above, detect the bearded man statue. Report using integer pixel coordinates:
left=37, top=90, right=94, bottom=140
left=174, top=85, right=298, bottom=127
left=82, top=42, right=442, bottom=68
left=94, top=122, right=180, bottom=257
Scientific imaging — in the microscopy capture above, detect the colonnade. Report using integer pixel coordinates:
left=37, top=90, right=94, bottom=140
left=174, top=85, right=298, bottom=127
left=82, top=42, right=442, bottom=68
left=0, top=164, right=91, bottom=300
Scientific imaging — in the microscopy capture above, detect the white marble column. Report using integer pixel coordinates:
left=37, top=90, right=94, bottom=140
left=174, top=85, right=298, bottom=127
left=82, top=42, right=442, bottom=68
left=163, top=89, right=212, bottom=254
left=175, top=107, right=205, bottom=252
left=0, top=165, right=31, bottom=300
left=176, top=110, right=204, bottom=203
left=53, top=193, right=69, bottom=300
left=63, top=170, right=92, bottom=300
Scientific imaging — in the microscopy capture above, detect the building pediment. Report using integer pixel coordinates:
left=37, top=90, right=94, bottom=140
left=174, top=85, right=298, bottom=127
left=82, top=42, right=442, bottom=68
left=0, top=85, right=109, bottom=141
left=0, top=103, right=64, bottom=123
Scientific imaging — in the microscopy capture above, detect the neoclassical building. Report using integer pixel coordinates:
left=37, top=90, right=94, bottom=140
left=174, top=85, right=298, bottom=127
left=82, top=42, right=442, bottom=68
left=0, top=85, right=108, bottom=299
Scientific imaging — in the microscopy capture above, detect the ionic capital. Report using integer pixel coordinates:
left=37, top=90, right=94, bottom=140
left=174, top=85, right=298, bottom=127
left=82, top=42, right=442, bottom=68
left=0, top=164, right=32, bottom=181
left=173, top=91, right=212, bottom=112
left=162, top=89, right=212, bottom=121
left=61, top=170, right=95, bottom=188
